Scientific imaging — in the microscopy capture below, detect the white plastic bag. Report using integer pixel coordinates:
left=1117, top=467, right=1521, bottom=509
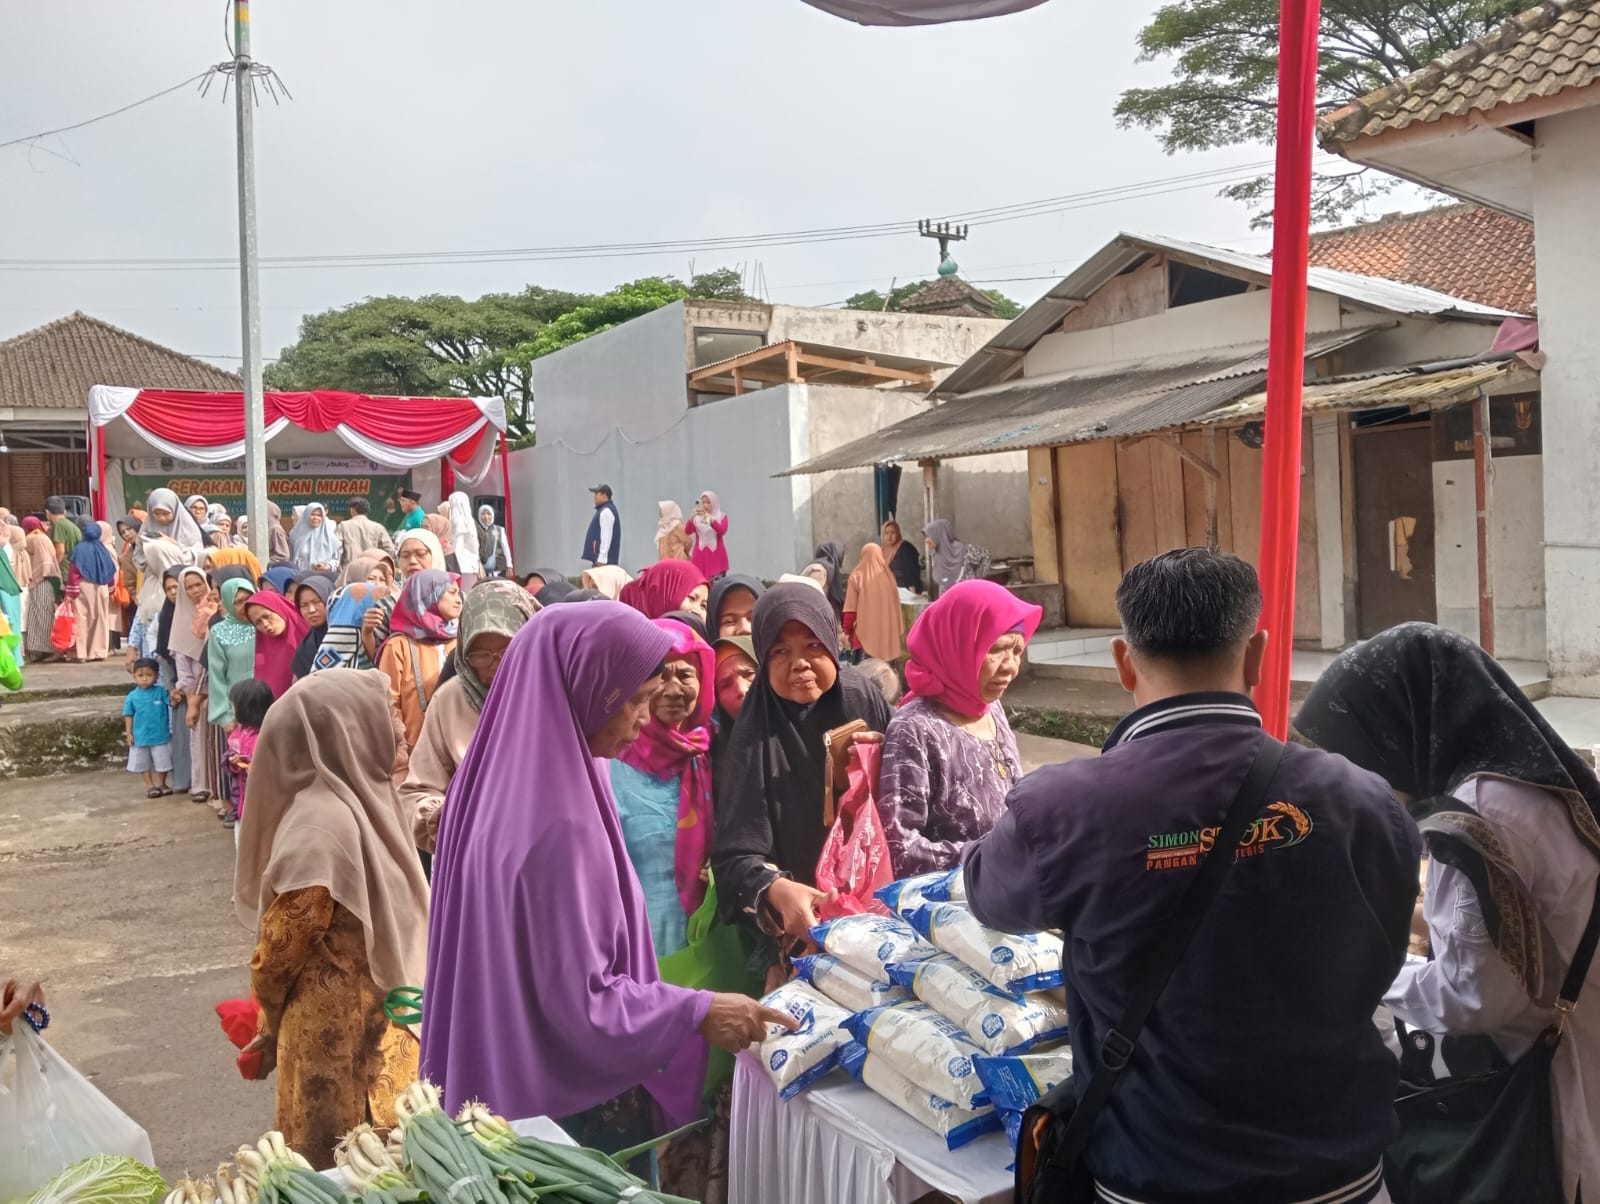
left=0, top=1026, right=155, bottom=1198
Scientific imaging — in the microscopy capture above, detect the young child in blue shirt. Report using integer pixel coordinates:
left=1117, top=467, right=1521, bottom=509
left=124, top=657, right=173, bottom=798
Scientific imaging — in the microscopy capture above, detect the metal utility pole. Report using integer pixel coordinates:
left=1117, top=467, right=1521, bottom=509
left=233, top=0, right=269, bottom=566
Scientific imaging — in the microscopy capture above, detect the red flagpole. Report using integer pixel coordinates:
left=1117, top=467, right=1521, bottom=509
left=1254, top=0, right=1322, bottom=737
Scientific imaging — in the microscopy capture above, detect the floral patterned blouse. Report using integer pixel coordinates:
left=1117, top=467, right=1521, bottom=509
left=875, top=696, right=1022, bottom=877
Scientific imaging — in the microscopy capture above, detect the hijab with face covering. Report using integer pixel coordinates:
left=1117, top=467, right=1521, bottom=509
left=711, top=583, right=893, bottom=918
left=618, top=560, right=707, bottom=622
left=844, top=543, right=904, bottom=661
left=452, top=579, right=538, bottom=712
left=1295, top=622, right=1600, bottom=999
left=904, top=579, right=1041, bottom=718
left=422, top=602, right=709, bottom=1126
left=234, top=670, right=430, bottom=993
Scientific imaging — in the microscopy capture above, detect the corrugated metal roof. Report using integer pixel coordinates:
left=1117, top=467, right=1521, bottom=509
left=778, top=327, right=1378, bottom=476
left=934, top=231, right=1518, bottom=398
left=1199, top=358, right=1538, bottom=424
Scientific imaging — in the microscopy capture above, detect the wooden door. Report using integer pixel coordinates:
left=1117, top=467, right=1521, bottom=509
left=1352, top=423, right=1436, bottom=637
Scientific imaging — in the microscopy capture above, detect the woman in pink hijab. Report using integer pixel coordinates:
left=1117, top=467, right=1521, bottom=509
left=875, top=579, right=1041, bottom=877
left=687, top=491, right=729, bottom=581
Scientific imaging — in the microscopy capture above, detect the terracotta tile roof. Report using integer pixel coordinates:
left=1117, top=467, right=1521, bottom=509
left=0, top=312, right=240, bottom=411
left=1306, top=204, right=1535, bottom=313
left=896, top=275, right=998, bottom=318
left=1319, top=0, right=1600, bottom=145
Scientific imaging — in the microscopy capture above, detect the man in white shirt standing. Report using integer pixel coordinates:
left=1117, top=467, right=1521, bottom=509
left=583, top=484, right=620, bottom=568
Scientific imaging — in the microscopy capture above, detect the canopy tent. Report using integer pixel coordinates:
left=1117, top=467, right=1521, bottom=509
left=84, top=385, right=515, bottom=548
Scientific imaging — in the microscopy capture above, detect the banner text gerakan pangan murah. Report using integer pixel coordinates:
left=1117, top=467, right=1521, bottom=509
left=120, top=456, right=411, bottom=524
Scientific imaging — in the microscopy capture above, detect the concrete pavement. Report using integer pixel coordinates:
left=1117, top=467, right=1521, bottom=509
left=0, top=769, right=271, bottom=1179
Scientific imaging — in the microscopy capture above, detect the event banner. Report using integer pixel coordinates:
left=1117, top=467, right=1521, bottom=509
left=120, top=455, right=412, bottom=525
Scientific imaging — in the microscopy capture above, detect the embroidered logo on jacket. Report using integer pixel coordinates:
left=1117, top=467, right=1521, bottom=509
left=1145, top=801, right=1314, bottom=871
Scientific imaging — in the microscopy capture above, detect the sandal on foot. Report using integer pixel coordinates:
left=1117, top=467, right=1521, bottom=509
left=189, top=791, right=210, bottom=804
left=146, top=788, right=163, bottom=799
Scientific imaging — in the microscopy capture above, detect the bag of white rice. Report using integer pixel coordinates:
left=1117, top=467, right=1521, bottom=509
left=887, top=953, right=1069, bottom=1055
left=971, top=1049, right=1074, bottom=1117
left=810, top=914, right=937, bottom=981
left=757, top=980, right=852, bottom=1100
left=791, top=953, right=909, bottom=1013
left=906, top=902, right=1064, bottom=996
left=840, top=1001, right=990, bottom=1108
left=838, top=1042, right=1001, bottom=1151
left=919, top=866, right=966, bottom=904
left=875, top=871, right=950, bottom=920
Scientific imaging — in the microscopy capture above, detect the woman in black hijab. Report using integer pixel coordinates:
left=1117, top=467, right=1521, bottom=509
left=708, top=573, right=764, bottom=641
left=712, top=582, right=892, bottom=950
left=1295, top=623, right=1600, bottom=1198
left=289, top=574, right=334, bottom=681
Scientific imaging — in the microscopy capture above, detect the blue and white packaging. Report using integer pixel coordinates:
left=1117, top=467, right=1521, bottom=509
left=840, top=1001, right=991, bottom=1109
left=810, top=914, right=937, bottom=981
left=972, top=1049, right=1074, bottom=1117
left=757, top=980, right=852, bottom=1100
left=791, top=953, right=909, bottom=1014
left=919, top=866, right=966, bottom=904
left=875, top=872, right=949, bottom=920
left=838, top=1042, right=1002, bottom=1151
left=888, top=953, right=1070, bottom=1055
left=906, top=902, right=1064, bottom=996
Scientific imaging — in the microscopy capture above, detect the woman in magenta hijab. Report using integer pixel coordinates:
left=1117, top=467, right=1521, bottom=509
left=422, top=601, right=792, bottom=1160
left=876, top=579, right=1042, bottom=877
left=619, top=559, right=709, bottom=624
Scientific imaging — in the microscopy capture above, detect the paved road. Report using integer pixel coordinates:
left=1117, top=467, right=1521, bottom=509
left=0, top=769, right=272, bottom=1180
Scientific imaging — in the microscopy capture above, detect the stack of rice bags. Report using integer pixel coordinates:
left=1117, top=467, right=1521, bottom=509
left=753, top=868, right=1072, bottom=1154
left=875, top=868, right=1074, bottom=1152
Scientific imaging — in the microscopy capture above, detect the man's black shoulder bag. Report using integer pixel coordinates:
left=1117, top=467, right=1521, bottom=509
left=1015, top=730, right=1286, bottom=1204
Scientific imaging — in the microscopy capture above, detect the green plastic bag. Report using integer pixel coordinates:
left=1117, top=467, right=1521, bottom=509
left=658, top=876, right=761, bottom=1097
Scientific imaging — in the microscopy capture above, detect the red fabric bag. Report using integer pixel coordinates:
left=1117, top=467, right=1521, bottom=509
left=48, top=601, right=76, bottom=653
left=814, top=741, right=894, bottom=922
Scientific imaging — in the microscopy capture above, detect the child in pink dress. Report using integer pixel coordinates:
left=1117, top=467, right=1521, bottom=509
left=688, top=490, right=730, bottom=580
left=226, top=679, right=275, bottom=844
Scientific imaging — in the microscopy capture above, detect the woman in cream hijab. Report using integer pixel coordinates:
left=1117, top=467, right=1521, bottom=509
left=235, top=670, right=429, bottom=1166
left=580, top=564, right=632, bottom=600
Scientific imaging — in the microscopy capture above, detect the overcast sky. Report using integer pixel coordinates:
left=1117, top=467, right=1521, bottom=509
left=0, top=1, right=1403, bottom=369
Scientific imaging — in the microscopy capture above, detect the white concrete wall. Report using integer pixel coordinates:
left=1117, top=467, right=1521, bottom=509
left=1432, top=453, right=1546, bottom=663
left=769, top=306, right=1008, bottom=370
left=1532, top=107, right=1600, bottom=691
left=802, top=384, right=1031, bottom=566
left=529, top=301, right=690, bottom=447
left=507, top=387, right=799, bottom=582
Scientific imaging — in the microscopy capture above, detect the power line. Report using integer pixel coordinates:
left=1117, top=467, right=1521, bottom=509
left=0, top=156, right=1338, bottom=273
left=0, top=73, right=211, bottom=152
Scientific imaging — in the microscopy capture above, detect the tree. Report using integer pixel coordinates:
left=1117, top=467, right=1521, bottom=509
left=1114, top=0, right=1524, bottom=226
left=265, top=286, right=587, bottom=442
left=268, top=269, right=756, bottom=446
left=844, top=279, right=1024, bottom=319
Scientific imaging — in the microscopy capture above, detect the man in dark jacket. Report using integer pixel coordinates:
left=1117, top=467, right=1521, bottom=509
left=965, top=548, right=1420, bottom=1204
left=582, top=483, right=620, bottom=567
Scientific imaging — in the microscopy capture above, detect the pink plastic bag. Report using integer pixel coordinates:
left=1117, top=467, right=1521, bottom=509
left=815, top=741, right=894, bottom=921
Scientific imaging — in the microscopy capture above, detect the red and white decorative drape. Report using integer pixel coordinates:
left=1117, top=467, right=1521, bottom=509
left=87, top=386, right=507, bottom=483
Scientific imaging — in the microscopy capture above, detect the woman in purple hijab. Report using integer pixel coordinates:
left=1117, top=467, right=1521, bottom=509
left=422, top=601, right=791, bottom=1157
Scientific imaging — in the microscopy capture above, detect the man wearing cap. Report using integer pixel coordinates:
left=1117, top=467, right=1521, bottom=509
left=398, top=488, right=425, bottom=532
left=583, top=484, right=620, bottom=568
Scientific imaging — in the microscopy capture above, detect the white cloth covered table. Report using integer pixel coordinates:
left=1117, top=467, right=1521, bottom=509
left=729, top=1050, right=1012, bottom=1204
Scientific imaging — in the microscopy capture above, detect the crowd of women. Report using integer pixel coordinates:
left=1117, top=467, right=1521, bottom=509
left=35, top=480, right=1583, bottom=1201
